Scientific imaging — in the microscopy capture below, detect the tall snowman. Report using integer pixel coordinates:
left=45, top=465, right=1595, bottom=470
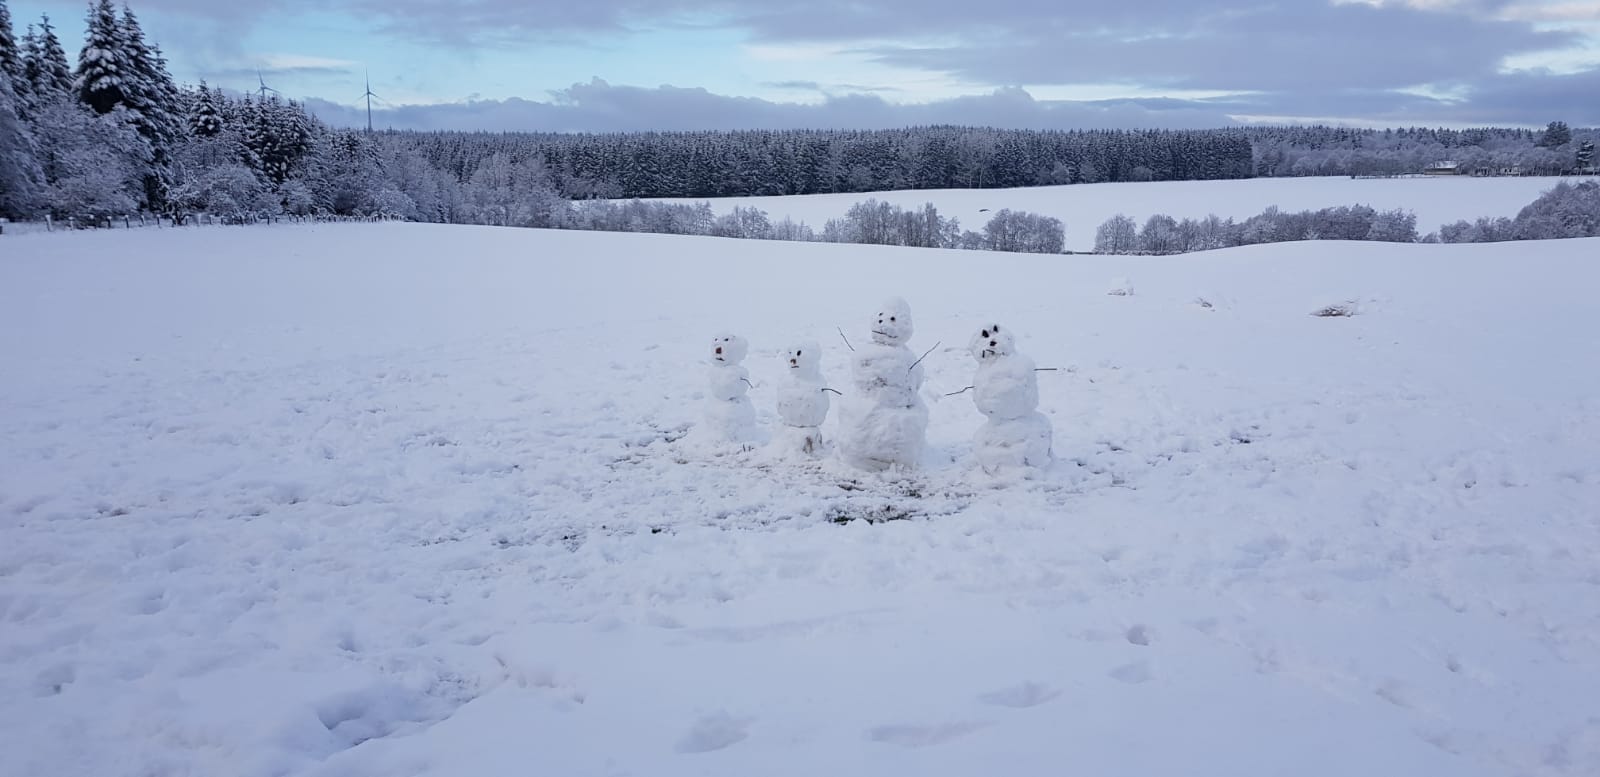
left=772, top=341, right=830, bottom=457
left=839, top=297, right=928, bottom=471
left=703, top=333, right=757, bottom=444
left=968, top=323, right=1053, bottom=471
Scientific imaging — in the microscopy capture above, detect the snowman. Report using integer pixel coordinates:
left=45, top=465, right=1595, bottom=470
left=968, top=323, right=1053, bottom=471
left=838, top=297, right=928, bottom=472
left=772, top=341, right=831, bottom=457
left=703, top=333, right=757, bottom=444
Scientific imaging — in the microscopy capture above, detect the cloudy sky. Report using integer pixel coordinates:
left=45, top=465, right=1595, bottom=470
left=10, top=0, right=1600, bottom=131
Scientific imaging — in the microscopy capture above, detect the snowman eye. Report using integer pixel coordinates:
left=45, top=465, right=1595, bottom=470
left=797, top=350, right=802, bottom=355
left=981, top=329, right=989, bottom=337
left=890, top=317, right=896, bottom=322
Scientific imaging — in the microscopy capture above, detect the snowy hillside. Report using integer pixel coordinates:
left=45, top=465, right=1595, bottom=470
left=669, top=175, right=1599, bottom=251
left=2, top=224, right=1598, bottom=777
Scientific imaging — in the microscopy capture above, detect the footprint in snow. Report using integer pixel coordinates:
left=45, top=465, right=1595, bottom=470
left=1110, top=660, right=1152, bottom=684
left=33, top=663, right=75, bottom=697
left=675, top=711, right=751, bottom=754
left=978, top=682, right=1061, bottom=708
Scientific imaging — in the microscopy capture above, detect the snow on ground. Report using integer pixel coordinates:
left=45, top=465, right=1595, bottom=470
left=2, top=223, right=1599, bottom=777
left=665, top=175, right=1600, bottom=251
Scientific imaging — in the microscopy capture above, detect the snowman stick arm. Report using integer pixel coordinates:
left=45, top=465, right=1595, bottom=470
left=908, top=341, right=941, bottom=373
left=837, top=327, right=855, bottom=352
left=822, top=388, right=844, bottom=396
left=944, top=386, right=975, bottom=397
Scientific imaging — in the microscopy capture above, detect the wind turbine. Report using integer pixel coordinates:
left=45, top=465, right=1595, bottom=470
left=255, top=69, right=280, bottom=100
left=360, top=73, right=380, bottom=133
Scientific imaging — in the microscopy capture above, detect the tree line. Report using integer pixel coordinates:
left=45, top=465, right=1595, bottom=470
left=1090, top=180, right=1600, bottom=255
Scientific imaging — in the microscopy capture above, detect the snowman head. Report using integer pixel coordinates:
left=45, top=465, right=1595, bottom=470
left=784, top=341, right=822, bottom=375
left=870, top=297, right=914, bottom=345
left=969, top=323, right=1016, bottom=362
left=711, top=333, right=748, bottom=365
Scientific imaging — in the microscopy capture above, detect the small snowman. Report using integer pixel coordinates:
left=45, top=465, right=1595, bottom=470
left=703, top=333, right=756, bottom=444
left=773, top=341, right=831, bottom=457
left=968, top=323, right=1053, bottom=471
left=838, top=297, right=928, bottom=472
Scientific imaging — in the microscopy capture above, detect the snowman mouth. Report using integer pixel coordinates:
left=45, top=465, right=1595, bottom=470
left=871, top=330, right=890, bottom=337
left=982, top=349, right=996, bottom=358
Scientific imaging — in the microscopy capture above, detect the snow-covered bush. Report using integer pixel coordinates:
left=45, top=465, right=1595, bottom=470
left=821, top=200, right=959, bottom=249
left=370, top=188, right=418, bottom=221
left=981, top=209, right=1064, bottom=254
left=29, top=102, right=147, bottom=219
left=1431, top=182, right=1600, bottom=243
left=1094, top=214, right=1137, bottom=255
left=710, top=206, right=772, bottom=240
left=1510, top=180, right=1600, bottom=240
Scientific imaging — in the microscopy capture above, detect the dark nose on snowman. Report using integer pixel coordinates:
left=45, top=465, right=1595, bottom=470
left=716, top=347, right=723, bottom=354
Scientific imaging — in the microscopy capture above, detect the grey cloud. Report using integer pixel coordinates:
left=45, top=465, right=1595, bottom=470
left=1168, top=67, right=1600, bottom=126
left=1457, top=67, right=1600, bottom=125
left=119, top=0, right=730, bottom=43
left=864, top=3, right=1575, bottom=92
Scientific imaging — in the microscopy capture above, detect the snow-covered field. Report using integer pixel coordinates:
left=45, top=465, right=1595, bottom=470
left=3, top=223, right=1599, bottom=777
left=669, top=175, right=1599, bottom=251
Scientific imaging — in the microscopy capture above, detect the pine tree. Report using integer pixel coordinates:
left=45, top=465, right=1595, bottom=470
left=118, top=5, right=181, bottom=148
left=0, top=1, right=20, bottom=80
left=25, top=14, right=73, bottom=100
left=0, top=0, right=30, bottom=112
left=189, top=80, right=222, bottom=137
left=1537, top=121, right=1571, bottom=149
left=18, top=22, right=36, bottom=97
left=76, top=0, right=130, bottom=115
left=0, top=64, right=45, bottom=218
left=242, top=95, right=314, bottom=183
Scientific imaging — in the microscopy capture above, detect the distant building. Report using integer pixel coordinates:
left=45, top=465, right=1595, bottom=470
left=1424, top=160, right=1460, bottom=175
